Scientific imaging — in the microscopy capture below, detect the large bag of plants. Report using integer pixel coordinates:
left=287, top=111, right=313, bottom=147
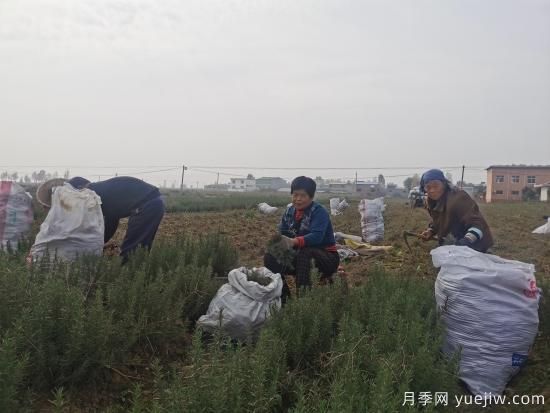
left=30, top=184, right=104, bottom=261
left=432, top=246, right=540, bottom=395
left=0, top=181, right=33, bottom=250
left=532, top=218, right=550, bottom=234
left=358, top=197, right=385, bottom=242
left=197, top=267, right=283, bottom=340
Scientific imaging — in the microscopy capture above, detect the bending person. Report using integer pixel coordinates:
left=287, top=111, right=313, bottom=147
left=68, top=176, right=165, bottom=261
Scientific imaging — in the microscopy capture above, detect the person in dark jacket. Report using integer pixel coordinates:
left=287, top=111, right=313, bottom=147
left=264, top=176, right=340, bottom=300
left=419, top=169, right=493, bottom=252
left=68, top=176, right=165, bottom=261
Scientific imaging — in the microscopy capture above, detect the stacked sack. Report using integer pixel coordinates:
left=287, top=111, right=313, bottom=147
left=197, top=267, right=283, bottom=340
left=329, top=198, right=349, bottom=216
left=30, top=184, right=105, bottom=262
left=258, top=202, right=278, bottom=214
left=0, top=181, right=33, bottom=250
left=432, top=246, right=540, bottom=395
left=358, top=197, right=385, bottom=242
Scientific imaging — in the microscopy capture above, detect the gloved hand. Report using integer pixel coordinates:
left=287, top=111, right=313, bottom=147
left=420, top=228, right=434, bottom=241
left=456, top=231, right=478, bottom=247
left=456, top=237, right=472, bottom=246
left=280, top=235, right=295, bottom=250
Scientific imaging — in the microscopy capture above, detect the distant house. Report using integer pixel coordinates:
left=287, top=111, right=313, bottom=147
left=328, top=182, right=354, bottom=194
left=255, top=177, right=289, bottom=191
left=461, top=186, right=475, bottom=197
left=535, top=182, right=550, bottom=202
left=486, top=165, right=550, bottom=202
left=356, top=181, right=385, bottom=197
left=328, top=181, right=385, bottom=197
left=229, top=178, right=257, bottom=192
left=204, top=184, right=230, bottom=191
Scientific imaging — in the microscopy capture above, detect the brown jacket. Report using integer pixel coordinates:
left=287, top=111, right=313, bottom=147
left=427, top=187, right=493, bottom=252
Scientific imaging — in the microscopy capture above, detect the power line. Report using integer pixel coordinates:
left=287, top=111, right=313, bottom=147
left=0, top=164, right=487, bottom=171
left=190, top=168, right=247, bottom=178
left=0, top=165, right=181, bottom=169
left=188, top=165, right=471, bottom=170
left=128, top=167, right=180, bottom=175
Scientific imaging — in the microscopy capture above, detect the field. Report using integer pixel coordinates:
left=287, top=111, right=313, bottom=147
left=1, top=193, right=549, bottom=412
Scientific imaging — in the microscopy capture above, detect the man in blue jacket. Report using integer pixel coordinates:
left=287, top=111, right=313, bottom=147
left=264, top=176, right=340, bottom=300
left=68, top=176, right=165, bottom=262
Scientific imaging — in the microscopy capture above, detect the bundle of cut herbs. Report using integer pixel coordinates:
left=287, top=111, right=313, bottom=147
left=244, top=268, right=273, bottom=286
left=266, top=233, right=297, bottom=272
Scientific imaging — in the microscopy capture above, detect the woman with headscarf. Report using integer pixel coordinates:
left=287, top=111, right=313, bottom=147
left=419, top=169, right=493, bottom=252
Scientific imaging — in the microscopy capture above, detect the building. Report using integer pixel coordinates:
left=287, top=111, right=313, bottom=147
left=255, top=177, right=288, bottom=191
left=204, top=184, right=230, bottom=192
left=328, top=182, right=354, bottom=194
left=229, top=177, right=257, bottom=192
left=462, top=186, right=475, bottom=197
left=356, top=181, right=385, bottom=197
left=486, top=165, right=550, bottom=202
left=327, top=181, right=385, bottom=197
left=535, top=182, right=550, bottom=202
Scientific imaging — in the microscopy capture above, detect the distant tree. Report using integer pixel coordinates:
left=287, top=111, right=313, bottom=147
left=0, top=171, right=8, bottom=180
left=10, top=172, right=18, bottom=181
left=403, top=174, right=421, bottom=192
left=37, top=170, right=47, bottom=182
left=522, top=186, right=539, bottom=201
left=378, top=174, right=386, bottom=187
left=246, top=174, right=255, bottom=180
left=63, top=170, right=70, bottom=179
left=24, top=175, right=31, bottom=184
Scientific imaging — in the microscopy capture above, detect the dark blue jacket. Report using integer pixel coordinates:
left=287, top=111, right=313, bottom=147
left=279, top=201, right=336, bottom=248
left=88, top=177, right=160, bottom=242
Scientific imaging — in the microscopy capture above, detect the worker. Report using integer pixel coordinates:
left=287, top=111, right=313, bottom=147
left=68, top=176, right=165, bottom=261
left=264, top=176, right=340, bottom=301
left=419, top=169, right=493, bottom=252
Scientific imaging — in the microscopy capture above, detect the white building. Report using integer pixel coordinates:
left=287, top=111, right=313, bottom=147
left=535, top=182, right=550, bottom=202
left=229, top=178, right=257, bottom=192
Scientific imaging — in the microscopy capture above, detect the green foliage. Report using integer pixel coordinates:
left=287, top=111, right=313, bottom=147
left=0, top=233, right=237, bottom=397
left=245, top=268, right=273, bottom=286
left=266, top=234, right=297, bottom=272
left=163, top=191, right=291, bottom=213
left=128, top=270, right=460, bottom=412
left=522, top=186, right=539, bottom=201
left=0, top=335, right=28, bottom=412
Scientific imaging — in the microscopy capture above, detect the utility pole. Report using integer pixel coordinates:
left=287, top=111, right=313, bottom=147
left=216, top=172, right=220, bottom=185
left=180, top=164, right=187, bottom=192
left=460, top=165, right=465, bottom=189
left=355, top=171, right=358, bottom=192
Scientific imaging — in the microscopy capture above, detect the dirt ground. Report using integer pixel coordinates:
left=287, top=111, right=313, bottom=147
left=116, top=198, right=550, bottom=286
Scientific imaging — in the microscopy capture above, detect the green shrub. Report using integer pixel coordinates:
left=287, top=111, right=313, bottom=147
left=0, top=334, right=28, bottom=412
left=0, top=233, right=237, bottom=392
left=133, top=269, right=459, bottom=413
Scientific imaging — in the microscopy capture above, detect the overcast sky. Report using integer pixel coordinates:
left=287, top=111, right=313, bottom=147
left=1, top=0, right=549, bottom=187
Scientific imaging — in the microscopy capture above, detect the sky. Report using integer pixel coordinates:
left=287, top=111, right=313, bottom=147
left=1, top=0, right=549, bottom=187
